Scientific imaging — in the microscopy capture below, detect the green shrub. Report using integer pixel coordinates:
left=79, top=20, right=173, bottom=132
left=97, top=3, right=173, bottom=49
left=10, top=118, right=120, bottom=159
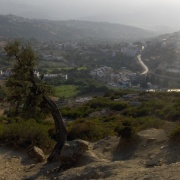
left=115, top=120, right=134, bottom=139
left=110, top=101, right=129, bottom=111
left=87, top=98, right=110, bottom=110
left=167, top=109, right=180, bottom=121
left=67, top=118, right=115, bottom=141
left=122, top=106, right=150, bottom=118
left=67, top=121, right=101, bottom=141
left=61, top=105, right=94, bottom=118
left=133, top=117, right=164, bottom=132
left=0, top=120, right=54, bottom=152
left=170, top=125, right=180, bottom=143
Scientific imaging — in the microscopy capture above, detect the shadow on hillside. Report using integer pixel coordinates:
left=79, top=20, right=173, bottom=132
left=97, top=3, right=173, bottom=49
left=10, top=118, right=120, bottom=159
left=25, top=162, right=60, bottom=180
left=164, top=141, right=180, bottom=164
left=112, top=135, right=142, bottom=161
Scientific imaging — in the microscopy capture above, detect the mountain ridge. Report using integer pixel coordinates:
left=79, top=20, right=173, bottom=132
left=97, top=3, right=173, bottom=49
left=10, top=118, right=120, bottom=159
left=0, top=14, right=155, bottom=42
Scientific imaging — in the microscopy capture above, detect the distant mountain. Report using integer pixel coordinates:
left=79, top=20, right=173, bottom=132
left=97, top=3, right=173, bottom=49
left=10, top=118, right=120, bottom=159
left=0, top=14, right=155, bottom=42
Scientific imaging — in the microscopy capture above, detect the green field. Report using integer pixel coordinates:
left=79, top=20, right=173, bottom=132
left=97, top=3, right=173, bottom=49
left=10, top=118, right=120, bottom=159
left=55, top=85, right=79, bottom=98
left=77, top=67, right=88, bottom=70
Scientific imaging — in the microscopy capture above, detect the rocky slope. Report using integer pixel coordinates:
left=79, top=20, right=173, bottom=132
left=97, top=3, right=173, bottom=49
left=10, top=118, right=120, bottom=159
left=0, top=128, right=179, bottom=179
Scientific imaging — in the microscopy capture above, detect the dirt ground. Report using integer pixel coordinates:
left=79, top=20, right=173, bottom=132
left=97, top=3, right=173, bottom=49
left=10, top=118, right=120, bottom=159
left=0, top=128, right=179, bottom=180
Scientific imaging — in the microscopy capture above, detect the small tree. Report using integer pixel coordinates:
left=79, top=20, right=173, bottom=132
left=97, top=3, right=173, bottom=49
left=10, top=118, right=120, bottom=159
left=115, top=120, right=134, bottom=139
left=4, top=40, right=67, bottom=162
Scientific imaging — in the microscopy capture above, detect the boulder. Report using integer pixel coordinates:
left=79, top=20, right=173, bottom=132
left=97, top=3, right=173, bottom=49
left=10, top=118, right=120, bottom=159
left=146, top=159, right=160, bottom=167
left=28, top=146, right=45, bottom=162
left=60, top=139, right=89, bottom=167
left=146, top=138, right=157, bottom=144
left=74, top=139, right=89, bottom=151
left=60, top=141, right=76, bottom=161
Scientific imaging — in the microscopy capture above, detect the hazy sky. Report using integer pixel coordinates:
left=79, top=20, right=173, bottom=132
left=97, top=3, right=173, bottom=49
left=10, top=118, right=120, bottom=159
left=1, top=0, right=180, bottom=31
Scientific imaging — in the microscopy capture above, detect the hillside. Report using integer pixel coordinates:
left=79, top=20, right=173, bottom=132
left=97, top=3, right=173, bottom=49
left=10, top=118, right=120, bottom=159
left=141, top=31, right=180, bottom=88
left=0, top=128, right=179, bottom=179
left=0, top=80, right=179, bottom=179
left=0, top=14, right=155, bottom=42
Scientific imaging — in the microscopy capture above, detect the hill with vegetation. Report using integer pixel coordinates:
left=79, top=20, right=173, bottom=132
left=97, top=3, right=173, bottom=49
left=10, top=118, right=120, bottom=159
left=139, top=31, right=180, bottom=88
left=0, top=32, right=179, bottom=180
left=0, top=90, right=179, bottom=179
left=0, top=14, right=155, bottom=42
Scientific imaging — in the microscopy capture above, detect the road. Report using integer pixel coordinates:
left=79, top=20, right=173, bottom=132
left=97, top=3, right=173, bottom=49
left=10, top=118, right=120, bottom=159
left=137, top=54, right=149, bottom=75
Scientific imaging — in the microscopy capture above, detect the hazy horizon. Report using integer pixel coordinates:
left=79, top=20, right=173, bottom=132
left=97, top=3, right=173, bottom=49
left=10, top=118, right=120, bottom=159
left=1, top=0, right=180, bottom=33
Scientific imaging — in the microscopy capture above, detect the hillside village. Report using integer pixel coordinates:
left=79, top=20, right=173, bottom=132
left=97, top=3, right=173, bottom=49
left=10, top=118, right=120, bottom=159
left=1, top=30, right=180, bottom=90
left=90, top=66, right=137, bottom=88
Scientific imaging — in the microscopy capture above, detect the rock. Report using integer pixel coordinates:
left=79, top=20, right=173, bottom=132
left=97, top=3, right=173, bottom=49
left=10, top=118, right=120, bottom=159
left=22, top=176, right=31, bottom=180
left=60, top=139, right=89, bottom=168
left=143, top=175, right=151, bottom=180
left=146, top=159, right=160, bottom=167
left=75, top=139, right=89, bottom=151
left=29, top=164, right=36, bottom=169
left=28, top=146, right=45, bottom=162
left=60, top=142, right=76, bottom=160
left=146, top=138, right=156, bottom=144
left=12, top=156, right=18, bottom=158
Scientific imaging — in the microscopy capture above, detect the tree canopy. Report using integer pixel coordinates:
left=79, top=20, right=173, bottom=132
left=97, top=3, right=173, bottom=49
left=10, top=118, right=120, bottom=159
left=4, top=41, right=54, bottom=119
left=4, top=40, right=67, bottom=162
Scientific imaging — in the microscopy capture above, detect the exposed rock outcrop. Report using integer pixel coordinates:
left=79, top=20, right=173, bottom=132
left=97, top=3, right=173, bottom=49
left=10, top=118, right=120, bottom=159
left=28, top=146, right=45, bottom=162
left=60, top=139, right=89, bottom=168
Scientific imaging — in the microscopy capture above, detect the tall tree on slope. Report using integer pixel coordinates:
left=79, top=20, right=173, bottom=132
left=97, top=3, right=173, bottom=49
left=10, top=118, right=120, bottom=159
left=4, top=40, right=67, bottom=162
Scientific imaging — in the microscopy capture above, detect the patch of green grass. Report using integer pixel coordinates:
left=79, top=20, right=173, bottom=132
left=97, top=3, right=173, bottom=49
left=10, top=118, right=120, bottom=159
left=43, top=66, right=87, bottom=72
left=55, top=85, right=80, bottom=98
left=77, top=67, right=88, bottom=70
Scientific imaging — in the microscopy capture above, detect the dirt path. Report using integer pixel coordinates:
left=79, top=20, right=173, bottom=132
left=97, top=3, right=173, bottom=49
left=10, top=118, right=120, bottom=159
left=0, top=146, right=50, bottom=180
left=137, top=54, right=149, bottom=75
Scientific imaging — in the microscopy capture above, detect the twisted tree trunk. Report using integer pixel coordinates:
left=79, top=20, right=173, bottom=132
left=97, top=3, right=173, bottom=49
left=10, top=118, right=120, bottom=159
left=4, top=41, right=67, bottom=163
left=43, top=97, right=67, bottom=162
left=30, top=75, right=67, bottom=162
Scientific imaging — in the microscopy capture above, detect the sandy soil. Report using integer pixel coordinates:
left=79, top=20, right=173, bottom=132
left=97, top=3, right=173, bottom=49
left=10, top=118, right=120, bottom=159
left=0, top=128, right=179, bottom=180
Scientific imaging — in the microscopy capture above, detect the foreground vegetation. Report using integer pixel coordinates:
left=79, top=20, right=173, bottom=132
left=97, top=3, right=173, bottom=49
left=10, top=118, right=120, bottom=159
left=0, top=90, right=179, bottom=152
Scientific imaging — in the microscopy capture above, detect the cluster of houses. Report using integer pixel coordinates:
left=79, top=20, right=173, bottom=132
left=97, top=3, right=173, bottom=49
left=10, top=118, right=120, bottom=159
left=90, top=66, right=137, bottom=88
left=0, top=69, right=68, bottom=80
left=166, top=61, right=180, bottom=74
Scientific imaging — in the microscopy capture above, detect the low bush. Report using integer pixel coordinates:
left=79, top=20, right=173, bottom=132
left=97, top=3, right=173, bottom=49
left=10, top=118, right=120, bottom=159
left=170, top=125, right=180, bottom=143
left=133, top=117, right=164, bottom=132
left=67, top=117, right=116, bottom=141
left=0, top=119, right=54, bottom=152
left=109, top=101, right=129, bottom=111
left=87, top=97, right=110, bottom=110
left=67, top=120, right=103, bottom=141
left=61, top=106, right=94, bottom=118
left=115, top=120, right=134, bottom=139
